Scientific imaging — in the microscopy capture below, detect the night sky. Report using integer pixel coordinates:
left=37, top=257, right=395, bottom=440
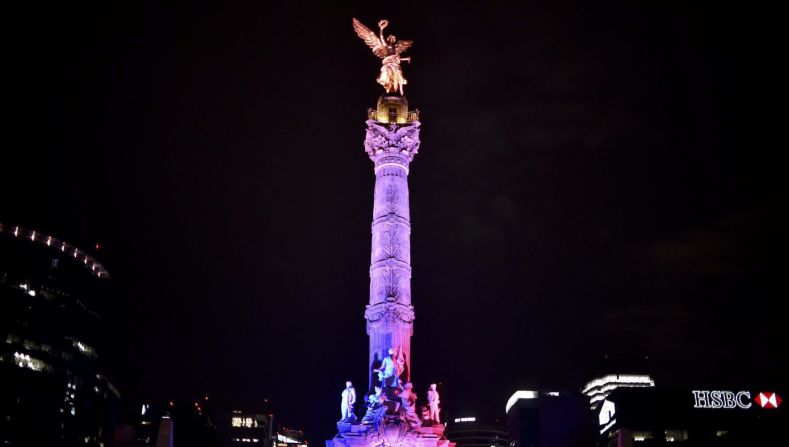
left=2, top=1, right=785, bottom=442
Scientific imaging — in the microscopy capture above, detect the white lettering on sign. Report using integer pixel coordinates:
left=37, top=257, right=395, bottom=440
left=692, top=390, right=751, bottom=409
left=737, top=392, right=752, bottom=409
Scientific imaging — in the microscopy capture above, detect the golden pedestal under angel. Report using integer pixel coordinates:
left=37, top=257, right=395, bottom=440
left=353, top=18, right=414, bottom=95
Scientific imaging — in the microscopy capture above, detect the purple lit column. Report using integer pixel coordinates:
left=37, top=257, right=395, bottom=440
left=363, top=114, right=421, bottom=388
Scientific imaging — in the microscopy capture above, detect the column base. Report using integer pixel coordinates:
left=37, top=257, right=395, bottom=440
left=330, top=419, right=452, bottom=447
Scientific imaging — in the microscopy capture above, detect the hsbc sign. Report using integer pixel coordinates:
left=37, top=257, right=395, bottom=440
left=693, top=390, right=752, bottom=409
left=693, top=390, right=782, bottom=410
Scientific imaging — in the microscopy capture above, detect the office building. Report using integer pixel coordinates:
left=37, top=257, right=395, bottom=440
left=448, top=416, right=508, bottom=447
left=0, top=223, right=118, bottom=446
left=596, top=387, right=784, bottom=446
left=582, top=357, right=655, bottom=410
left=505, top=390, right=594, bottom=447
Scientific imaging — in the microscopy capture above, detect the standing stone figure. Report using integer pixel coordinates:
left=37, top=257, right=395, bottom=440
left=427, top=384, right=440, bottom=424
left=340, top=381, right=357, bottom=422
left=399, top=382, right=422, bottom=428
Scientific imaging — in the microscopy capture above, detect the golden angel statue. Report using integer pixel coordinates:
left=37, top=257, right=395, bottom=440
left=353, top=18, right=413, bottom=95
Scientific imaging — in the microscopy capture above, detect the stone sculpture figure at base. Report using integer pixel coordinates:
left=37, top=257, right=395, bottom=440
left=399, top=382, right=422, bottom=428
left=340, top=381, right=357, bottom=422
left=427, top=384, right=440, bottom=424
left=362, top=386, right=387, bottom=428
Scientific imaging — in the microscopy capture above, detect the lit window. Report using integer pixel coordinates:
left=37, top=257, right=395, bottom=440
left=505, top=390, right=538, bottom=413
left=12, top=352, right=50, bottom=372
left=71, top=339, right=97, bottom=358
left=632, top=431, right=653, bottom=442
left=664, top=430, right=688, bottom=442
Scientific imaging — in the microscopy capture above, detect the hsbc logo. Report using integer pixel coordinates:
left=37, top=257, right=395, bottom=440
left=693, top=390, right=782, bottom=410
left=693, top=390, right=751, bottom=409
left=755, top=392, right=782, bottom=409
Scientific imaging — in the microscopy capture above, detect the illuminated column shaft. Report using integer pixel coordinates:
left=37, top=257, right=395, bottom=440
left=363, top=111, right=421, bottom=388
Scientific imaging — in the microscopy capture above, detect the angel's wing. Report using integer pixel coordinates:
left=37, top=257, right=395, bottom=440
left=394, top=39, right=413, bottom=55
left=353, top=18, right=386, bottom=58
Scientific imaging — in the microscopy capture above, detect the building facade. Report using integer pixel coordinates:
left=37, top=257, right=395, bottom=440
left=505, top=390, right=594, bottom=447
left=0, top=223, right=119, bottom=446
left=597, top=387, right=785, bottom=446
left=583, top=375, right=656, bottom=411
left=447, top=417, right=508, bottom=447
left=582, top=358, right=655, bottom=410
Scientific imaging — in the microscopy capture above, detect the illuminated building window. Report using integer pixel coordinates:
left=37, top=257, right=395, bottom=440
left=71, top=339, right=98, bottom=358
left=664, top=430, right=688, bottom=442
left=11, top=352, right=51, bottom=372
left=632, top=431, right=653, bottom=442
left=505, top=390, right=538, bottom=413
left=232, top=415, right=260, bottom=429
left=582, top=374, right=655, bottom=409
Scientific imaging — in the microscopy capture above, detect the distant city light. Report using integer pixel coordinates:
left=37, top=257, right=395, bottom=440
left=233, top=417, right=257, bottom=428
left=72, top=340, right=97, bottom=358
left=453, top=417, right=476, bottom=423
left=506, top=390, right=538, bottom=413
left=0, top=222, right=109, bottom=278
left=583, top=374, right=655, bottom=409
left=12, top=352, right=49, bottom=372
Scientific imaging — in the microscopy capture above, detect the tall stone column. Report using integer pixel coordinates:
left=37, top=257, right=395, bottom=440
left=363, top=96, right=421, bottom=389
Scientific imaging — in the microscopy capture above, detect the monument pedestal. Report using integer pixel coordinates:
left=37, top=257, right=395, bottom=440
left=329, top=419, right=453, bottom=447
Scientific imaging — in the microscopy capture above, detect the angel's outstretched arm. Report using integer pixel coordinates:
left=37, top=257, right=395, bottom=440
left=378, top=20, right=388, bottom=46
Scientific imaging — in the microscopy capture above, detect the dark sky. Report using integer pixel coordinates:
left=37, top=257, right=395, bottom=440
left=2, top=0, right=785, bottom=441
